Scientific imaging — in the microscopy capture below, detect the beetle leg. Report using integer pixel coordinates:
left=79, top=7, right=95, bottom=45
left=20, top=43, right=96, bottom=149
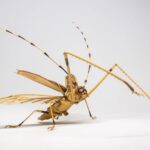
left=47, top=107, right=55, bottom=131
left=5, top=110, right=48, bottom=128
left=64, top=51, right=150, bottom=99
left=63, top=53, right=75, bottom=101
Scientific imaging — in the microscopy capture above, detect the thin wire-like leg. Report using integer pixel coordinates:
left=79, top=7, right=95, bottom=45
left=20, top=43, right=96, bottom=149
left=84, top=99, right=96, bottom=119
left=88, top=64, right=144, bottom=97
left=64, top=51, right=150, bottom=99
left=48, top=106, right=55, bottom=131
left=83, top=65, right=116, bottom=119
left=5, top=110, right=48, bottom=128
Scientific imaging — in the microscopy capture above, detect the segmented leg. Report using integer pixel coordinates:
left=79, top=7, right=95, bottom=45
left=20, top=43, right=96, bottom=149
left=5, top=110, right=48, bottom=128
left=0, top=27, right=67, bottom=74
left=63, top=51, right=150, bottom=99
left=48, top=106, right=55, bottom=131
left=87, top=64, right=144, bottom=97
left=114, top=64, right=147, bottom=97
left=84, top=99, right=96, bottom=119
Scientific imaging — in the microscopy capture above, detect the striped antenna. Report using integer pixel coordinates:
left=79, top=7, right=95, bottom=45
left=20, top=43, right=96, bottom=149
left=72, top=22, right=92, bottom=86
left=0, top=27, right=67, bottom=74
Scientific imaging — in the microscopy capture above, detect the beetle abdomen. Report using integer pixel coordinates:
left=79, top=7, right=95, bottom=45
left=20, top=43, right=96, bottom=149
left=38, top=98, right=72, bottom=121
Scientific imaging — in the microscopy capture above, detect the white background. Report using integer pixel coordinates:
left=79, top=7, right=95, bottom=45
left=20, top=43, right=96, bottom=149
left=0, top=0, right=150, bottom=149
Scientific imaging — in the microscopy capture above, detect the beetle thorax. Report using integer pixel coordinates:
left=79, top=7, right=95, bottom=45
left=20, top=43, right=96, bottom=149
left=65, top=74, right=88, bottom=103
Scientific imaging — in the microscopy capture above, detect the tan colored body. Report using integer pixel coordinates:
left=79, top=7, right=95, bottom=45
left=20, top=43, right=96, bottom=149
left=39, top=74, right=88, bottom=121
left=39, top=98, right=72, bottom=120
left=0, top=26, right=149, bottom=130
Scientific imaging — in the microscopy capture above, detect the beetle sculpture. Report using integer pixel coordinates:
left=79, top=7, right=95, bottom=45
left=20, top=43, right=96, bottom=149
left=0, top=24, right=149, bottom=130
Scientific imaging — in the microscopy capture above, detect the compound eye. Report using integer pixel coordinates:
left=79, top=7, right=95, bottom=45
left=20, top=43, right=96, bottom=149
left=78, top=87, right=84, bottom=93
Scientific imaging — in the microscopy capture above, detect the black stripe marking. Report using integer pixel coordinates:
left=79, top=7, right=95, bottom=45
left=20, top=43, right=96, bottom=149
left=84, top=80, right=87, bottom=83
left=30, top=42, right=35, bottom=46
left=65, top=58, right=69, bottom=66
left=59, top=65, right=68, bottom=74
left=89, top=53, right=91, bottom=58
left=18, top=35, right=25, bottom=40
left=84, top=38, right=86, bottom=42
left=88, top=65, right=91, bottom=73
left=87, top=45, right=89, bottom=48
left=81, top=32, right=84, bottom=35
left=44, top=52, right=49, bottom=57
left=6, top=29, right=13, bottom=34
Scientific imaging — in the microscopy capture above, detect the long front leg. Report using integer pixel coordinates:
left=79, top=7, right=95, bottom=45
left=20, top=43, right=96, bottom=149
left=5, top=110, right=48, bottom=128
left=64, top=51, right=150, bottom=99
left=88, top=64, right=143, bottom=97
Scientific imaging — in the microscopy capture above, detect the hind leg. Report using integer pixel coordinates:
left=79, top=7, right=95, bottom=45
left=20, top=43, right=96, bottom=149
left=5, top=110, right=48, bottom=128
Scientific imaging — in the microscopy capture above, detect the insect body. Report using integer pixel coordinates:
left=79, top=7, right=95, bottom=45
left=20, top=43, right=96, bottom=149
left=0, top=24, right=149, bottom=130
left=38, top=74, right=88, bottom=121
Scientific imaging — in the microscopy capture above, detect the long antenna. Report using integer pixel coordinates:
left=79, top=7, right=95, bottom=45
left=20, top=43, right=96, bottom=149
left=72, top=22, right=92, bottom=86
left=0, top=27, right=68, bottom=74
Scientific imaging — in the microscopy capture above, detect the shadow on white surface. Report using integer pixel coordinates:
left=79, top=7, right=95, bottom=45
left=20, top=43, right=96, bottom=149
left=0, top=115, right=95, bottom=129
left=0, top=113, right=150, bottom=150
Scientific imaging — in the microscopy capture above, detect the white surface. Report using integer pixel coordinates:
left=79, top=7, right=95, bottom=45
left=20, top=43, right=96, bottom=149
left=0, top=113, right=150, bottom=150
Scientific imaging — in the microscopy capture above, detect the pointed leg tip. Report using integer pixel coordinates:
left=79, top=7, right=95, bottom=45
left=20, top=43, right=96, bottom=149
left=47, top=126, right=55, bottom=131
left=91, top=116, right=96, bottom=120
left=4, top=125, right=19, bottom=128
